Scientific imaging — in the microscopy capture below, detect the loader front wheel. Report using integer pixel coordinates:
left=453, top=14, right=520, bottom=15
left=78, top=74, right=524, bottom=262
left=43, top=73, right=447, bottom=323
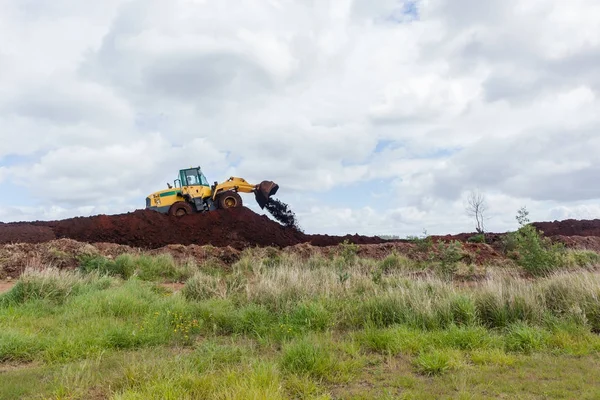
left=169, top=202, right=193, bottom=217
left=217, top=191, right=243, bottom=209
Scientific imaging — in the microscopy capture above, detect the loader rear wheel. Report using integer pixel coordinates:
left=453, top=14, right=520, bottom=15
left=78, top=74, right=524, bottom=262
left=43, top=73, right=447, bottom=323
left=169, top=202, right=193, bottom=217
left=217, top=191, right=243, bottom=209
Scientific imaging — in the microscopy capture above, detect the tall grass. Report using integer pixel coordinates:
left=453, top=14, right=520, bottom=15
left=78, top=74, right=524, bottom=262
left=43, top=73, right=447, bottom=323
left=2, top=251, right=600, bottom=399
left=78, top=253, right=198, bottom=281
left=183, top=254, right=600, bottom=332
left=3, top=253, right=600, bottom=365
left=0, top=267, right=113, bottom=306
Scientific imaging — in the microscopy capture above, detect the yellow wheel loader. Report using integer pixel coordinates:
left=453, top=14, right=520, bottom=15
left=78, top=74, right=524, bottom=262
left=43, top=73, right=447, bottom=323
left=145, top=166, right=279, bottom=216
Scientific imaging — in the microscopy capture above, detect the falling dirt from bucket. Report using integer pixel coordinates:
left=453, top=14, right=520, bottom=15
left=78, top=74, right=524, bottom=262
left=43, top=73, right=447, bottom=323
left=264, top=198, right=302, bottom=231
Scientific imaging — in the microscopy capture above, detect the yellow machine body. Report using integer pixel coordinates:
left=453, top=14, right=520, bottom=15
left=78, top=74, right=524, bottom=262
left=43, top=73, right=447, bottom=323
left=146, top=167, right=278, bottom=216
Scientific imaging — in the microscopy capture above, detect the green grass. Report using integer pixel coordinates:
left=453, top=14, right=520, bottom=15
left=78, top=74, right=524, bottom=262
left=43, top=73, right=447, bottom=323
left=79, top=253, right=197, bottom=282
left=2, top=254, right=600, bottom=399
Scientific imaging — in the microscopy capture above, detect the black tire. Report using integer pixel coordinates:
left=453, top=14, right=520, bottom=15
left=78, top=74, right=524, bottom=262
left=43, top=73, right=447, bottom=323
left=169, top=202, right=193, bottom=217
left=216, top=191, right=243, bottom=209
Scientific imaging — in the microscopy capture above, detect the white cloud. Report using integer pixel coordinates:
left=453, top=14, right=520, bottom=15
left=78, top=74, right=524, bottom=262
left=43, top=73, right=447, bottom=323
left=1, top=0, right=599, bottom=234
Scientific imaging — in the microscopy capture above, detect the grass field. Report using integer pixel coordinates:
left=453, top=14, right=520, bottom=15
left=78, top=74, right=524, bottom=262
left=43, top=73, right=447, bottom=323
left=1, top=249, right=600, bottom=399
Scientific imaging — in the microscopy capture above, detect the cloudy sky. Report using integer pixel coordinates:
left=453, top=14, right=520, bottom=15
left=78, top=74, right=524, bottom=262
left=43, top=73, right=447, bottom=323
left=1, top=0, right=599, bottom=236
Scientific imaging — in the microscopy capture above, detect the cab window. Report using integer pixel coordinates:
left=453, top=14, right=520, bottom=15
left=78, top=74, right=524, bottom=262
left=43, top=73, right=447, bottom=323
left=180, top=168, right=210, bottom=187
left=181, top=169, right=198, bottom=186
left=199, top=173, right=209, bottom=186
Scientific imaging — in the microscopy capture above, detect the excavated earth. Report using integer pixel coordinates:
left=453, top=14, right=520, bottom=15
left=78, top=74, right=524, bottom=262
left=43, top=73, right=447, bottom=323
left=531, top=219, right=600, bottom=237
left=0, top=238, right=505, bottom=280
left=2, top=211, right=600, bottom=280
left=0, top=207, right=386, bottom=249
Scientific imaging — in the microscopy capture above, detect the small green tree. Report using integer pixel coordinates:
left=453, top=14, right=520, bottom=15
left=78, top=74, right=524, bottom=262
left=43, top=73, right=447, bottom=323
left=516, top=206, right=530, bottom=227
left=506, top=207, right=565, bottom=276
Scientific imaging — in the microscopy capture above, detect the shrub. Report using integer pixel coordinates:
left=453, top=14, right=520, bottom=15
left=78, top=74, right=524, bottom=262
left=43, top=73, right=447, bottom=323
left=468, top=234, right=486, bottom=243
left=565, top=250, right=600, bottom=268
left=508, top=225, right=565, bottom=276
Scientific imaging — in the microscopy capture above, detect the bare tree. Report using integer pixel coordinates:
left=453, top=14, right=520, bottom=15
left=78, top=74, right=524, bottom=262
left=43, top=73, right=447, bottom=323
left=465, top=190, right=488, bottom=233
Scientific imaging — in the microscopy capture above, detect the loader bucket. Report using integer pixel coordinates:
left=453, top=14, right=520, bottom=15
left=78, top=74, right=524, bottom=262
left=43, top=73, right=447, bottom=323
left=255, top=181, right=279, bottom=209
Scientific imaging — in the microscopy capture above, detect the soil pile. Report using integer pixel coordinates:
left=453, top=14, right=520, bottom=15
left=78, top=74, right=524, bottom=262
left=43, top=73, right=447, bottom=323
left=551, top=236, right=600, bottom=252
left=0, top=223, right=56, bottom=244
left=532, top=219, right=600, bottom=237
left=42, top=207, right=307, bottom=249
left=0, top=207, right=387, bottom=249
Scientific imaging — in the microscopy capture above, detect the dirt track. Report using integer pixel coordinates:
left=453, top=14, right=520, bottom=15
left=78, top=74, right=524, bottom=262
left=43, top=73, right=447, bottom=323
left=1, top=207, right=387, bottom=249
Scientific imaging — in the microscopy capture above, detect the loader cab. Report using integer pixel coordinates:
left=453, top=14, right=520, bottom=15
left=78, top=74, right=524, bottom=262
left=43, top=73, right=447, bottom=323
left=176, top=167, right=210, bottom=188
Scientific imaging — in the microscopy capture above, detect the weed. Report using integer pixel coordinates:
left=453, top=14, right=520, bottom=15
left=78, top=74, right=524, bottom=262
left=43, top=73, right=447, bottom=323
left=505, top=323, right=548, bottom=354
left=280, top=338, right=334, bottom=379
left=436, top=240, right=464, bottom=279
left=468, top=234, right=486, bottom=243
left=359, top=327, right=402, bottom=355
left=470, top=348, right=516, bottom=366
left=182, top=272, right=225, bottom=301
left=449, top=295, right=477, bottom=326
left=192, top=341, right=245, bottom=371
left=1, top=268, right=111, bottom=305
left=380, top=252, right=409, bottom=273
left=0, top=330, right=44, bottom=362
left=339, top=240, right=359, bottom=264
left=414, top=349, right=452, bottom=376
left=564, top=250, right=600, bottom=268
left=287, top=301, right=332, bottom=332
left=407, top=230, right=434, bottom=252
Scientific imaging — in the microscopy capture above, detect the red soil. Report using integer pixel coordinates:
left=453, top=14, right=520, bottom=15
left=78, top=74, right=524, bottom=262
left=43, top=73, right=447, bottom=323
left=0, top=281, right=15, bottom=294
left=532, top=219, right=600, bottom=237
left=0, top=223, right=56, bottom=244
left=2, top=208, right=600, bottom=252
left=0, top=207, right=386, bottom=250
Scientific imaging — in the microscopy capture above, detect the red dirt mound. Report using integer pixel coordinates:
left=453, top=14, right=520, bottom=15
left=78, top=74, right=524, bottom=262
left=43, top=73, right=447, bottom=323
left=552, top=235, right=600, bottom=252
left=0, top=207, right=387, bottom=250
left=41, top=208, right=307, bottom=249
left=0, top=223, right=56, bottom=244
left=532, top=219, right=600, bottom=237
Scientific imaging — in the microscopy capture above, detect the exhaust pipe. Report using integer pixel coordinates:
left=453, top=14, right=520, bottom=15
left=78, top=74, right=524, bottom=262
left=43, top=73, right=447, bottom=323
left=254, top=181, right=279, bottom=209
